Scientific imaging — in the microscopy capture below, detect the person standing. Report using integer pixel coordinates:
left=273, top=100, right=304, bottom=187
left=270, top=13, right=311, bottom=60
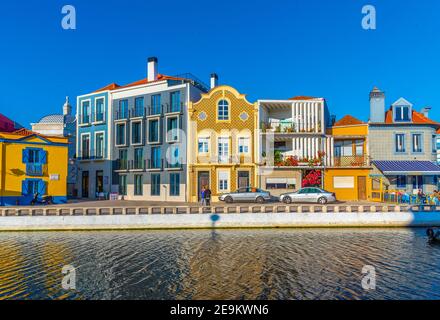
left=200, top=187, right=206, bottom=206
left=205, top=186, right=212, bottom=206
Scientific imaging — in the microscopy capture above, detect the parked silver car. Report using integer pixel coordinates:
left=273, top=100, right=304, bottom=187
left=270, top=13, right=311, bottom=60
left=219, top=188, right=272, bottom=204
left=280, top=188, right=336, bottom=204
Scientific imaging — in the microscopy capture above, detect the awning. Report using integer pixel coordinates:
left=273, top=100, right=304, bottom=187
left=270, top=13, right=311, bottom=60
left=372, top=160, right=440, bottom=175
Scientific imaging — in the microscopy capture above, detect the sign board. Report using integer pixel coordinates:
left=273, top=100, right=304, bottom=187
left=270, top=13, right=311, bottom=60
left=50, top=174, right=60, bottom=181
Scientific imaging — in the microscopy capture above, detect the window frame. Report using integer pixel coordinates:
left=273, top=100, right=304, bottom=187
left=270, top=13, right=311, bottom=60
left=115, top=122, right=127, bottom=147
left=80, top=133, right=91, bottom=159
left=94, top=97, right=106, bottom=123
left=217, top=170, right=231, bottom=193
left=151, top=174, right=161, bottom=196
left=169, top=173, right=180, bottom=196
left=94, top=131, right=105, bottom=159
left=411, top=133, right=423, bottom=153
left=80, top=99, right=91, bottom=125
left=166, top=115, right=180, bottom=143
left=217, top=99, right=230, bottom=121
left=147, top=117, right=161, bottom=144
left=131, top=120, right=143, bottom=146
left=134, top=174, right=143, bottom=196
left=395, top=133, right=406, bottom=153
left=198, top=137, right=210, bottom=154
left=238, top=137, right=250, bottom=154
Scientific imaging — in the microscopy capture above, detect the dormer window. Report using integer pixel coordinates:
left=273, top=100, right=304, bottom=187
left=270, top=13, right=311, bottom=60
left=394, top=105, right=411, bottom=122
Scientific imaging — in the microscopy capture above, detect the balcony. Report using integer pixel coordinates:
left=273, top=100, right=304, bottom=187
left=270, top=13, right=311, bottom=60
left=333, top=155, right=368, bottom=167
left=77, top=150, right=105, bottom=161
left=130, top=108, right=145, bottom=118
left=147, top=159, right=163, bottom=170
left=116, top=159, right=128, bottom=171
left=147, top=105, right=162, bottom=116
left=261, top=121, right=321, bottom=134
left=166, top=161, right=183, bottom=170
left=115, top=110, right=129, bottom=121
left=26, top=163, right=45, bottom=176
left=130, top=159, right=146, bottom=170
left=165, top=103, right=183, bottom=114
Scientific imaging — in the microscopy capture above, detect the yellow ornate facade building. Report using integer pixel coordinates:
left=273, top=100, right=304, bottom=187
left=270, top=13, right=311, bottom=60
left=187, top=85, right=258, bottom=202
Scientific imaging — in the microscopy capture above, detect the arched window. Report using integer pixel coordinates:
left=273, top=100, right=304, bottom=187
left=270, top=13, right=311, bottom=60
left=218, top=100, right=229, bottom=121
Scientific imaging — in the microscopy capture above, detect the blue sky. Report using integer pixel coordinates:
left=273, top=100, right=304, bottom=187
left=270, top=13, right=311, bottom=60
left=1, top=0, right=439, bottom=126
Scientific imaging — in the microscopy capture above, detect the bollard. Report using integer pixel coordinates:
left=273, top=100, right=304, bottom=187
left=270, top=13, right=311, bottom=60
left=371, top=206, right=376, bottom=213
left=297, top=206, right=302, bottom=213
left=358, top=206, right=364, bottom=213
left=334, top=206, right=339, bottom=213
left=322, top=206, right=327, bottom=213
left=382, top=206, right=388, bottom=213
left=346, top=206, right=352, bottom=213
left=43, top=209, right=48, bottom=216
left=135, top=207, right=141, bottom=215
left=57, top=209, right=62, bottom=216
left=310, top=206, right=315, bottom=213
left=395, top=206, right=400, bottom=212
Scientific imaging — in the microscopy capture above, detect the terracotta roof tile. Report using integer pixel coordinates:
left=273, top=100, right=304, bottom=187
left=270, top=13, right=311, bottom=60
left=334, top=115, right=365, bottom=126
left=384, top=107, right=439, bottom=125
left=288, top=96, right=317, bottom=101
left=94, top=74, right=187, bottom=93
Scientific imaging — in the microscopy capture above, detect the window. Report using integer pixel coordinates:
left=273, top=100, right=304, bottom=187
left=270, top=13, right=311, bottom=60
left=151, top=174, right=161, bottom=196
left=131, top=121, right=142, bottom=145
left=134, top=97, right=144, bottom=117
left=166, top=117, right=179, bottom=142
left=266, top=178, right=296, bottom=190
left=218, top=137, right=229, bottom=163
left=170, top=91, right=181, bottom=113
left=218, top=171, right=230, bottom=192
left=395, top=134, right=405, bottom=153
left=118, top=100, right=128, bottom=119
left=119, top=175, right=127, bottom=195
left=168, top=146, right=180, bottom=168
left=81, top=135, right=90, bottom=158
left=433, top=135, right=437, bottom=153
left=394, top=106, right=411, bottom=122
left=396, top=176, right=407, bottom=189
left=95, top=132, right=104, bottom=158
left=22, top=179, right=44, bottom=196
left=116, top=123, right=126, bottom=146
left=148, top=119, right=160, bottom=143
left=412, top=134, right=423, bottom=153
left=95, top=98, right=104, bottom=122
left=238, top=137, right=250, bottom=154
left=218, top=100, right=229, bottom=121
left=81, top=101, right=90, bottom=124
left=28, top=149, right=41, bottom=163
left=151, top=94, right=161, bottom=115
left=134, top=148, right=144, bottom=169
left=333, top=176, right=355, bottom=189
left=355, top=140, right=364, bottom=156
left=170, top=173, right=180, bottom=196
left=334, top=141, right=353, bottom=157
left=151, top=147, right=161, bottom=169
left=134, top=175, right=143, bottom=196
left=118, top=149, right=128, bottom=170
left=198, top=138, right=209, bottom=153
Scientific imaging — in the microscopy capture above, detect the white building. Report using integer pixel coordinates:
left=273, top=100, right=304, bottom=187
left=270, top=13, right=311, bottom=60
left=31, top=97, right=77, bottom=196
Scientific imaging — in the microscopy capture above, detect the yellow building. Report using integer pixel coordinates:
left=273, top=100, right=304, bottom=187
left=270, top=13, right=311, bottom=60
left=324, top=115, right=372, bottom=201
left=188, top=85, right=258, bottom=202
left=0, top=129, right=69, bottom=206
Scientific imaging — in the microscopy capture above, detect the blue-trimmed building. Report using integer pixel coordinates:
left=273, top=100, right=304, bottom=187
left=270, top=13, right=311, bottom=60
left=368, top=87, right=440, bottom=194
left=76, top=86, right=116, bottom=199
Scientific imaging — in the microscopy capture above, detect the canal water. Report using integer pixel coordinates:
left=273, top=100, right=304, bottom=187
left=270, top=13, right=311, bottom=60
left=0, top=228, right=439, bottom=300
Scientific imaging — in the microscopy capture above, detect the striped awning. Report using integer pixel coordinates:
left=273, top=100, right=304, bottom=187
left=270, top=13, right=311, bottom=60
left=372, top=160, right=440, bottom=175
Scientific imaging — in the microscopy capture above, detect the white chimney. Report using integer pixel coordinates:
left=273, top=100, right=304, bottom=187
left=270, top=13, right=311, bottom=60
left=422, top=106, right=431, bottom=118
left=147, top=57, right=158, bottom=82
left=210, top=73, right=218, bottom=89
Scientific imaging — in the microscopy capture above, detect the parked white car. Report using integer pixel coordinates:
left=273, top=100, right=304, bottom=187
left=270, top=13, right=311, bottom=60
left=280, top=188, right=337, bottom=204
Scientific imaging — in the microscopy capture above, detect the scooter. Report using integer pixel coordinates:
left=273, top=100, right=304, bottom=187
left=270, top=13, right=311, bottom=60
left=30, top=193, right=53, bottom=206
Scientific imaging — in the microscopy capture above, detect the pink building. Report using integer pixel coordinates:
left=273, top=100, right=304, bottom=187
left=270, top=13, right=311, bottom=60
left=0, top=113, right=21, bottom=132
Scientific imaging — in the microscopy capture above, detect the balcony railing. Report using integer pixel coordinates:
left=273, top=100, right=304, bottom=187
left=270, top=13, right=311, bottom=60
left=261, top=121, right=321, bottom=133
left=333, top=155, right=368, bottom=167
left=130, top=108, right=145, bottom=118
left=77, top=150, right=105, bottom=161
left=130, top=159, right=146, bottom=170
left=165, top=102, right=184, bottom=114
left=115, top=110, right=129, bottom=120
left=147, top=159, right=163, bottom=170
left=147, top=105, right=162, bottom=116
left=95, top=112, right=105, bottom=122
left=26, top=163, right=45, bottom=176
left=116, top=159, right=128, bottom=171
left=166, top=161, right=183, bottom=170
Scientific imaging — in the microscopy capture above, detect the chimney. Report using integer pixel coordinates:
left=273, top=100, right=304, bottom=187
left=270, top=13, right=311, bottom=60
left=147, top=57, right=158, bottom=82
left=421, top=106, right=431, bottom=118
left=210, top=73, right=218, bottom=89
left=63, top=96, right=72, bottom=116
left=369, top=87, right=385, bottom=123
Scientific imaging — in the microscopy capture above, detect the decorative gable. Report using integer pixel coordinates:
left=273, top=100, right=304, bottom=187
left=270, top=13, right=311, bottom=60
left=391, top=97, right=413, bottom=123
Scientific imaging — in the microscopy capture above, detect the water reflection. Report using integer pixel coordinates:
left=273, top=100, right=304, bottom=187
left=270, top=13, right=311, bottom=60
left=0, top=229, right=438, bottom=300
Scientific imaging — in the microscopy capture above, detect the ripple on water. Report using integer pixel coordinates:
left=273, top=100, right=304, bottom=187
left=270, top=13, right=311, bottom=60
left=0, top=228, right=439, bottom=300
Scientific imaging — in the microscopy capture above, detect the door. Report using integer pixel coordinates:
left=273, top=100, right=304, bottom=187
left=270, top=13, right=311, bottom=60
left=198, top=171, right=210, bottom=200
left=238, top=171, right=250, bottom=189
left=96, top=170, right=104, bottom=194
left=82, top=171, right=89, bottom=198
left=358, top=176, right=367, bottom=200
left=412, top=176, right=424, bottom=193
